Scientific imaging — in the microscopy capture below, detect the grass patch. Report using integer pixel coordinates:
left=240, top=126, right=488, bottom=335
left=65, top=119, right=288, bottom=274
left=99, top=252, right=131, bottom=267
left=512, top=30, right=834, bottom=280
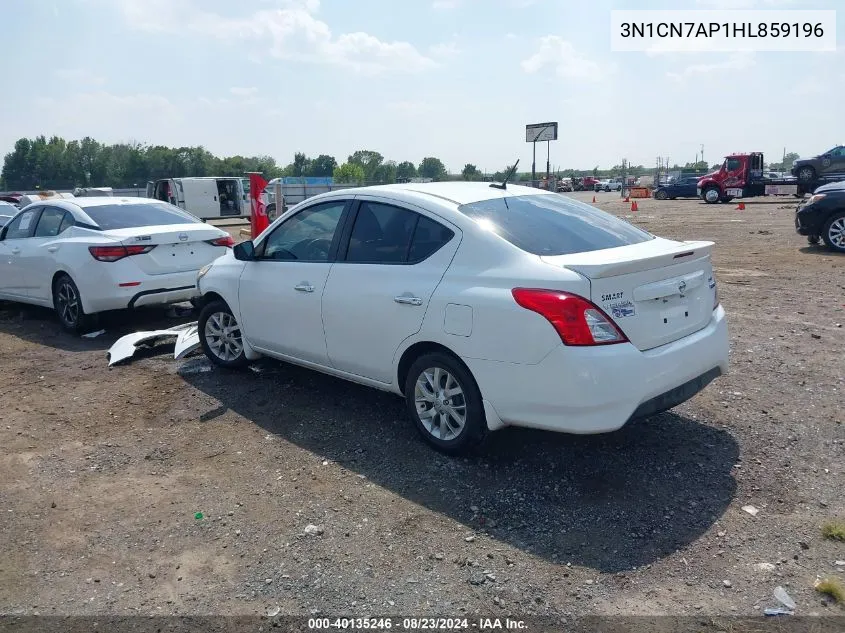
left=815, top=577, right=845, bottom=604
left=822, top=521, right=845, bottom=541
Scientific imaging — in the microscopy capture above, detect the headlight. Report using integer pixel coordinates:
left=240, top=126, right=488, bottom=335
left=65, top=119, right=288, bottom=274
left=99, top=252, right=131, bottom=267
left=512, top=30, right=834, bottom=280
left=806, top=193, right=826, bottom=206
left=197, top=264, right=212, bottom=283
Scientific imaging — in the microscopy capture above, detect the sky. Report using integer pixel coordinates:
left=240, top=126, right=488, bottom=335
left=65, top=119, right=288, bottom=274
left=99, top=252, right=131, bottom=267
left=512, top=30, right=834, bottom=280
left=0, top=0, right=842, bottom=174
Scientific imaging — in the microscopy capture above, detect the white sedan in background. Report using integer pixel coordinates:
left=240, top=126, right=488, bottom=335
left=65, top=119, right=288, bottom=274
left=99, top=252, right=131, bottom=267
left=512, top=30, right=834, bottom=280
left=0, top=197, right=234, bottom=332
left=195, top=182, right=729, bottom=454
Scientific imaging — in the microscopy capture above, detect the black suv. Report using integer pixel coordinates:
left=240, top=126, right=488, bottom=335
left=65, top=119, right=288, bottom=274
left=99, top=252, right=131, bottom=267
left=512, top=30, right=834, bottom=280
left=795, top=180, right=845, bottom=252
left=791, top=145, right=845, bottom=182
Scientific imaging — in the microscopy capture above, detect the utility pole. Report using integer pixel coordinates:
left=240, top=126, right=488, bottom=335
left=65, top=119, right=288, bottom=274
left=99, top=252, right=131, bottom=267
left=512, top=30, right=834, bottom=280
left=700, top=144, right=704, bottom=167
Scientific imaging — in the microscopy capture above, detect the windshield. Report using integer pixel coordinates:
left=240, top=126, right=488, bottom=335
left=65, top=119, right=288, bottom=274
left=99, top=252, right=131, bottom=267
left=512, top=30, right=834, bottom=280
left=80, top=202, right=201, bottom=230
left=457, top=193, right=654, bottom=256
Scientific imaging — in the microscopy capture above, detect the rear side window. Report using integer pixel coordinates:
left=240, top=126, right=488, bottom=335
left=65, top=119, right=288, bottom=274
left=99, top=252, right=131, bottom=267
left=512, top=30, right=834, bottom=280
left=346, top=202, right=417, bottom=264
left=457, top=194, right=653, bottom=256
left=409, top=216, right=454, bottom=262
left=34, top=207, right=67, bottom=237
left=81, top=202, right=200, bottom=230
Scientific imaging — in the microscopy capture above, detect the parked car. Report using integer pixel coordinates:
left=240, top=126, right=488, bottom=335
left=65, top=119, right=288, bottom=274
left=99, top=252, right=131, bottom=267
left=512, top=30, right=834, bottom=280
left=653, top=176, right=701, bottom=200
left=194, top=182, right=729, bottom=454
left=594, top=179, right=622, bottom=192
left=791, top=145, right=845, bottom=182
left=0, top=200, right=16, bottom=227
left=795, top=180, right=845, bottom=252
left=0, top=197, right=234, bottom=332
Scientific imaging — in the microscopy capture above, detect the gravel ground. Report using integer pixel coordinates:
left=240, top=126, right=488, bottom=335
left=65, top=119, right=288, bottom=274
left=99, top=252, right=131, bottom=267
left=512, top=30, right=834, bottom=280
left=0, top=191, right=843, bottom=619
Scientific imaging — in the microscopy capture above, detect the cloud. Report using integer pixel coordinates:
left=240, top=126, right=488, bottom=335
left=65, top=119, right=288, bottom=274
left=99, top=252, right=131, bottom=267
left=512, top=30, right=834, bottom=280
left=54, top=68, right=106, bottom=85
left=386, top=101, right=436, bottom=117
left=115, top=0, right=435, bottom=74
left=666, top=52, right=755, bottom=81
left=229, top=86, right=258, bottom=97
left=505, top=33, right=517, bottom=40
left=695, top=0, right=795, bottom=7
left=521, top=36, right=608, bottom=80
left=429, top=40, right=461, bottom=59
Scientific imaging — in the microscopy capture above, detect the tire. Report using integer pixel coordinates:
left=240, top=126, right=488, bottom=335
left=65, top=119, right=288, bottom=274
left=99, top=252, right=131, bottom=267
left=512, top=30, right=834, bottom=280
left=198, top=300, right=249, bottom=368
left=796, top=166, right=816, bottom=183
left=265, top=203, right=277, bottom=222
left=404, top=352, right=487, bottom=455
left=703, top=187, right=721, bottom=204
left=654, top=190, right=668, bottom=200
left=807, top=235, right=820, bottom=246
left=52, top=273, right=91, bottom=334
left=720, top=196, right=734, bottom=204
left=821, top=212, right=845, bottom=253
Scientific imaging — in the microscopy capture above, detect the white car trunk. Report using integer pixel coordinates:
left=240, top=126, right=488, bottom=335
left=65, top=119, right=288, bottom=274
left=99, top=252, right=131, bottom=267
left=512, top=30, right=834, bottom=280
left=105, top=224, right=225, bottom=275
left=542, top=238, right=717, bottom=351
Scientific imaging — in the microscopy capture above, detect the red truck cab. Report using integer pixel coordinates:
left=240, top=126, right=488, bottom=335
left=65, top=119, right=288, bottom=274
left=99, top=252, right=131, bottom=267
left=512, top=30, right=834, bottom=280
left=697, top=153, right=765, bottom=204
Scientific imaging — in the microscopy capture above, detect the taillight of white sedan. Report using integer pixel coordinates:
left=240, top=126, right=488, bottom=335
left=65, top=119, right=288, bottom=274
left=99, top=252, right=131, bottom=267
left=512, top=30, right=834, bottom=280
left=195, top=182, right=729, bottom=454
left=0, top=197, right=234, bottom=332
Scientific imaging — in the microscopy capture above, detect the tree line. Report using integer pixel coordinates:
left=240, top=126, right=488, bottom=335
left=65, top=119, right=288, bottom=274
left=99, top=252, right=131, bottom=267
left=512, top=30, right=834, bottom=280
left=0, top=135, right=801, bottom=192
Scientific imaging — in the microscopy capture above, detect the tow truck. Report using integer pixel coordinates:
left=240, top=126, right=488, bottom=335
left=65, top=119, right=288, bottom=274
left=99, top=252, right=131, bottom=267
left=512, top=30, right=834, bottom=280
left=696, top=152, right=841, bottom=204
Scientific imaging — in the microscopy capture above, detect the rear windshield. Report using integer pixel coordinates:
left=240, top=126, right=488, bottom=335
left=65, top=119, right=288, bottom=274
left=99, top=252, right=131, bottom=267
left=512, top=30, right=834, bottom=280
left=81, top=202, right=200, bottom=230
left=457, top=193, right=654, bottom=256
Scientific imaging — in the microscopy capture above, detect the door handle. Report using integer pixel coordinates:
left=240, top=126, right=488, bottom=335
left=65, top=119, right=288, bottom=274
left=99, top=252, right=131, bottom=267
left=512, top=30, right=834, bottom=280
left=394, top=295, right=423, bottom=306
left=47, top=246, right=58, bottom=252
left=294, top=283, right=314, bottom=293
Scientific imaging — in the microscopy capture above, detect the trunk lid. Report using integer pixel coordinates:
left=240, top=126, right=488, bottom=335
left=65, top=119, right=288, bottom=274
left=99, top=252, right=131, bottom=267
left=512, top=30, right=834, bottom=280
left=541, top=238, right=717, bottom=351
left=105, top=224, right=227, bottom=275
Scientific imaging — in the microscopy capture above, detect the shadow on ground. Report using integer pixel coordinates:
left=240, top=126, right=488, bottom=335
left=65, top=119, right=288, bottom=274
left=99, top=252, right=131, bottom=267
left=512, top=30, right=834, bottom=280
left=0, top=301, right=196, bottom=352
left=181, top=356, right=739, bottom=573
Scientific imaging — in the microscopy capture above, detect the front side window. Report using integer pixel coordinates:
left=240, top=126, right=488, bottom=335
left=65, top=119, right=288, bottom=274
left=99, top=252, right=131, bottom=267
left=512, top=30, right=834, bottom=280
left=726, top=158, right=742, bottom=171
left=457, top=194, right=653, bottom=256
left=261, top=200, right=346, bottom=261
left=3, top=208, right=40, bottom=239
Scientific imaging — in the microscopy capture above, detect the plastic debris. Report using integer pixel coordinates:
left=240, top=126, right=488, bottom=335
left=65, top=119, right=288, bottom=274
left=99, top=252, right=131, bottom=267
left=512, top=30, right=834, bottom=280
left=764, top=607, right=793, bottom=616
left=82, top=329, right=105, bottom=338
left=267, top=607, right=280, bottom=617
left=742, top=505, right=760, bottom=516
left=194, top=512, right=204, bottom=520
left=773, top=586, right=796, bottom=611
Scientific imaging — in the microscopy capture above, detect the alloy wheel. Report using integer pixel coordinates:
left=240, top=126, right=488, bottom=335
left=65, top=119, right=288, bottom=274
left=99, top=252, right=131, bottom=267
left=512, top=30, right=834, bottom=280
left=204, top=311, right=243, bottom=362
left=828, top=217, right=845, bottom=249
left=414, top=367, right=467, bottom=441
left=57, top=281, right=79, bottom=327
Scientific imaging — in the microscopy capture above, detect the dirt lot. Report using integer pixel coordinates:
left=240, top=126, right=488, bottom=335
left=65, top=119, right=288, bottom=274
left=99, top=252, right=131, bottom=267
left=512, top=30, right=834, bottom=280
left=1, top=191, right=843, bottom=619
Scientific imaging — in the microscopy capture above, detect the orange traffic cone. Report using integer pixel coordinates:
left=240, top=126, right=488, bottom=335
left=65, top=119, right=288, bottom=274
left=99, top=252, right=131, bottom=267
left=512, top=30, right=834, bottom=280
left=631, top=201, right=638, bottom=212
left=592, top=196, right=596, bottom=203
left=736, top=202, right=745, bottom=210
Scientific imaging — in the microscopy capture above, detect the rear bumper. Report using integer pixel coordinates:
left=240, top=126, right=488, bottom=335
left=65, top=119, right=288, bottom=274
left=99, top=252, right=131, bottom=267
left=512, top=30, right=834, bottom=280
left=78, top=268, right=200, bottom=313
left=464, top=305, right=729, bottom=434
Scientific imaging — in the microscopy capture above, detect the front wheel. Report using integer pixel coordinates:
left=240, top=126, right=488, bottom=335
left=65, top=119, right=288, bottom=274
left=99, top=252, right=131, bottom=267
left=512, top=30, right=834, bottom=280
left=53, top=274, right=91, bottom=333
left=703, top=187, right=721, bottom=204
left=796, top=166, right=816, bottom=182
left=198, top=300, right=249, bottom=368
left=404, top=352, right=487, bottom=455
left=822, top=212, right=845, bottom=253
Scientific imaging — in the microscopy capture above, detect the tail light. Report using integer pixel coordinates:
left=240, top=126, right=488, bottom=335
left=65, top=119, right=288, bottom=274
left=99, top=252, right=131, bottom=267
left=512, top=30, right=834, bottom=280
left=207, top=235, right=235, bottom=248
left=89, top=245, right=155, bottom=262
left=512, top=288, right=628, bottom=346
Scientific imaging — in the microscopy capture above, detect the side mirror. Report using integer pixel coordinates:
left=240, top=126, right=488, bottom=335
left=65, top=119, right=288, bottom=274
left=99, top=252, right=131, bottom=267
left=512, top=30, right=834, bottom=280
left=233, top=240, right=256, bottom=261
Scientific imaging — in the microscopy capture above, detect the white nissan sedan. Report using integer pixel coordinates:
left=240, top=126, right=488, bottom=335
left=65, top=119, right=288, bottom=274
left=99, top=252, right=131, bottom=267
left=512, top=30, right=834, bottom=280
left=0, top=197, right=234, bottom=332
left=195, top=182, right=729, bottom=453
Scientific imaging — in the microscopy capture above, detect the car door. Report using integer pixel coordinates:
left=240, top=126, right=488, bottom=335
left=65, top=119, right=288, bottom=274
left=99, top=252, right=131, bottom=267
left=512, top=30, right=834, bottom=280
left=321, top=197, right=460, bottom=384
left=681, top=177, right=699, bottom=197
left=237, top=198, right=351, bottom=365
left=0, top=207, right=42, bottom=299
left=21, top=206, right=73, bottom=301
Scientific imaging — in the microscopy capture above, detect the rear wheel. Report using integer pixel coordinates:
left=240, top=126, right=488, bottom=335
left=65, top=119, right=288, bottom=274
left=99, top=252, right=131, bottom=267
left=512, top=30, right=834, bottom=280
left=404, top=352, right=487, bottom=455
left=797, top=166, right=816, bottom=182
left=198, top=300, right=249, bottom=368
left=53, top=274, right=91, bottom=333
left=654, top=190, right=668, bottom=200
left=821, top=212, right=845, bottom=253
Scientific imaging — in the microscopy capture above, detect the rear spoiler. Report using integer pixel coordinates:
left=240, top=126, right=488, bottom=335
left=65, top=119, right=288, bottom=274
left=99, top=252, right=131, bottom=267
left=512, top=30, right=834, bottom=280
left=541, top=239, right=714, bottom=279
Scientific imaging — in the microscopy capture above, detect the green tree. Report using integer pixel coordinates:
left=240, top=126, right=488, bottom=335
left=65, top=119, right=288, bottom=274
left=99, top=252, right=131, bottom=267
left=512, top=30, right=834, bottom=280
left=373, top=160, right=397, bottom=183
left=307, top=154, right=338, bottom=177
left=418, top=157, right=447, bottom=181
left=292, top=152, right=310, bottom=177
left=461, top=163, right=481, bottom=181
left=348, top=150, right=384, bottom=182
left=395, top=161, right=416, bottom=181
left=333, top=162, right=365, bottom=183
left=769, top=152, right=799, bottom=170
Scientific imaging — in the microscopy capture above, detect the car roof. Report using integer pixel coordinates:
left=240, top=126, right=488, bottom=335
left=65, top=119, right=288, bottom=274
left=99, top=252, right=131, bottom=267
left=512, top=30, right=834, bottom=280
left=315, top=182, right=557, bottom=207
left=21, top=197, right=164, bottom=212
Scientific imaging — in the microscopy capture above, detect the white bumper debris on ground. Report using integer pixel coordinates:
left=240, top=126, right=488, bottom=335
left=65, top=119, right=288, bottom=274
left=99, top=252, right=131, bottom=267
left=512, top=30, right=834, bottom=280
left=107, top=322, right=199, bottom=366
